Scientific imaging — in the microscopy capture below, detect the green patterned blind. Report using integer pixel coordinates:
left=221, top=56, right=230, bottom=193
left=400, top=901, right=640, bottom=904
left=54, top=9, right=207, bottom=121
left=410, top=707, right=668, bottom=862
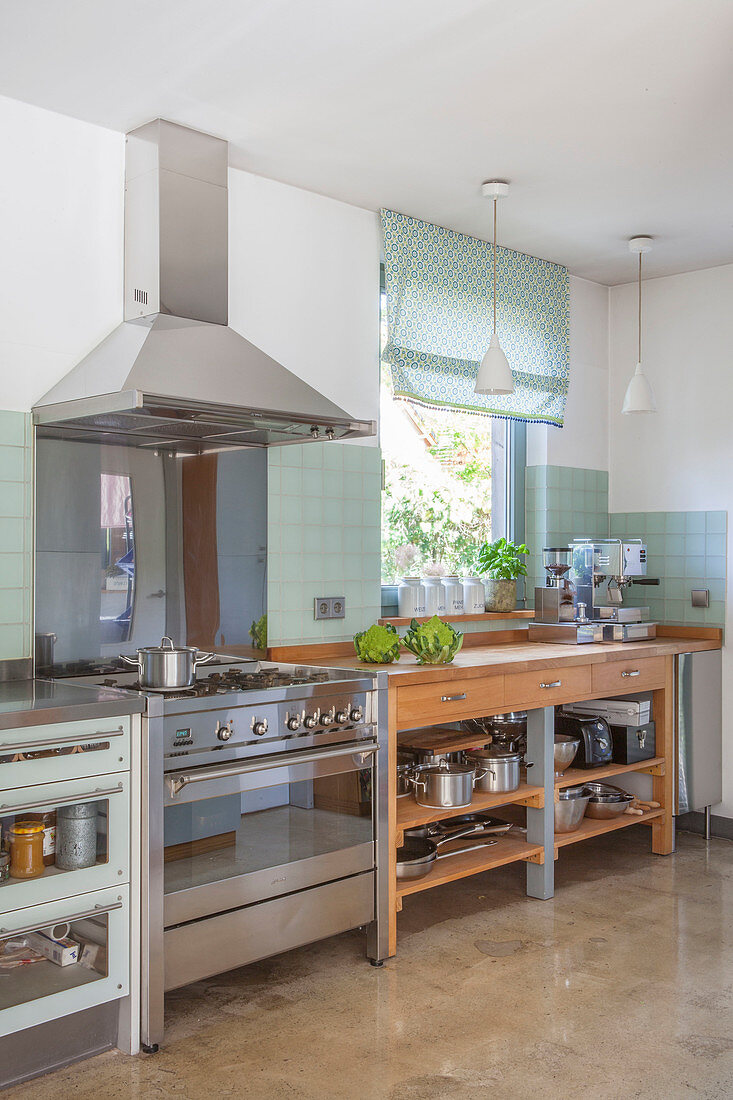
left=380, top=208, right=570, bottom=427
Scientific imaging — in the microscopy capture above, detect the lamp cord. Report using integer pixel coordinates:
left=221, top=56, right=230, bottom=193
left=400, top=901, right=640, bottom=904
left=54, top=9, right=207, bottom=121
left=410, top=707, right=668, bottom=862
left=493, top=198, right=497, bottom=335
left=633, top=251, right=638, bottom=363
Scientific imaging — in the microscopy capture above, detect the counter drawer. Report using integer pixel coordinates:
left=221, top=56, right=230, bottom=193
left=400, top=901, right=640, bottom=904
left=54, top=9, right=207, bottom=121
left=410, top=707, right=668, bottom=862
left=396, top=675, right=505, bottom=728
left=0, top=884, right=129, bottom=1038
left=591, top=657, right=666, bottom=696
left=0, top=773, right=130, bottom=908
left=503, top=665, right=591, bottom=709
left=0, top=716, right=131, bottom=789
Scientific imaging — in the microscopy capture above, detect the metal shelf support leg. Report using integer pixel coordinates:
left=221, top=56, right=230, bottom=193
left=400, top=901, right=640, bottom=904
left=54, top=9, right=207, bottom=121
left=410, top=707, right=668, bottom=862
left=526, top=705, right=555, bottom=900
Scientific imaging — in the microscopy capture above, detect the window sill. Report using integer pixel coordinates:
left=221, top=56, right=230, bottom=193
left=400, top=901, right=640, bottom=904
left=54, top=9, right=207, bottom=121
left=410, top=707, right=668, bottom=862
left=378, top=611, right=534, bottom=626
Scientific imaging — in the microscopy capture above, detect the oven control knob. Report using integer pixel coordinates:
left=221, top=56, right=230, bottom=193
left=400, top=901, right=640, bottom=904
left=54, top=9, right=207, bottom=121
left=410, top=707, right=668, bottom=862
left=286, top=716, right=301, bottom=732
left=216, top=723, right=233, bottom=742
left=335, top=710, right=349, bottom=724
left=303, top=714, right=318, bottom=729
left=350, top=707, right=363, bottom=723
left=319, top=712, right=333, bottom=727
left=253, top=719, right=268, bottom=737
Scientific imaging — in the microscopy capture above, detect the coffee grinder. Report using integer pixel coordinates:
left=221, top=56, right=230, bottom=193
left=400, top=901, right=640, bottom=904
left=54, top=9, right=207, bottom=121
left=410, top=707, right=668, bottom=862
left=528, top=547, right=604, bottom=644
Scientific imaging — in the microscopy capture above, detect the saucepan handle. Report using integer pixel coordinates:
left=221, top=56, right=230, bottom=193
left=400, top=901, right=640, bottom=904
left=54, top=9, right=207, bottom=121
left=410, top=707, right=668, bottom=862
left=119, top=654, right=140, bottom=667
left=194, top=652, right=216, bottom=665
left=473, top=768, right=488, bottom=785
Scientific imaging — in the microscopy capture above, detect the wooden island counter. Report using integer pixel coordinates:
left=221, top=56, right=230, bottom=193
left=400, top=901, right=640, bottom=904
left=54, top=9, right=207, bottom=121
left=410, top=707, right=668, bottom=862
left=270, top=630, right=721, bottom=958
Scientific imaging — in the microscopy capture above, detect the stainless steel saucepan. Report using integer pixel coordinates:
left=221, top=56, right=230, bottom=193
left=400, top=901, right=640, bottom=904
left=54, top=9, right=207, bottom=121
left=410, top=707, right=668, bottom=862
left=120, top=636, right=215, bottom=690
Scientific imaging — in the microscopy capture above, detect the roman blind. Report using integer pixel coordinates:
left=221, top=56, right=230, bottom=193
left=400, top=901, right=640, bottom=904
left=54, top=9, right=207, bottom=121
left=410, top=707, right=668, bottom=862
left=380, top=208, right=570, bottom=426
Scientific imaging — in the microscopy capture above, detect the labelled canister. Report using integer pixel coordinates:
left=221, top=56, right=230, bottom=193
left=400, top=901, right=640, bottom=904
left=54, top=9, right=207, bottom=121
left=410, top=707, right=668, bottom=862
left=56, top=802, right=98, bottom=870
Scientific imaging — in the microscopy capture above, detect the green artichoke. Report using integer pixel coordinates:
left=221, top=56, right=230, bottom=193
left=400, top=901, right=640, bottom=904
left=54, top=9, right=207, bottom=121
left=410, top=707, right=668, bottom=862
left=403, top=615, right=464, bottom=665
left=353, top=623, right=401, bottom=664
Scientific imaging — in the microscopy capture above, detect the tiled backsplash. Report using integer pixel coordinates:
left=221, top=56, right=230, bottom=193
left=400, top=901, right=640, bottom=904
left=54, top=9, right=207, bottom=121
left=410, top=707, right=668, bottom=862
left=525, top=466, right=609, bottom=601
left=267, top=443, right=382, bottom=645
left=610, top=511, right=727, bottom=626
left=0, top=412, right=32, bottom=660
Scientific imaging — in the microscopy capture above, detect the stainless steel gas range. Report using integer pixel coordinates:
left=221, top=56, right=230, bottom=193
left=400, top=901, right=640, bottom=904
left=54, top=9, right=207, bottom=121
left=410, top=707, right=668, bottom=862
left=52, top=658, right=388, bottom=1051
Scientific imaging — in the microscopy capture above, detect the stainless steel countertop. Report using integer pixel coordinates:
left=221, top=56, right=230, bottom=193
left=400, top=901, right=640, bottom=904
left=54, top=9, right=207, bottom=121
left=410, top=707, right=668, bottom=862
left=0, top=679, right=144, bottom=729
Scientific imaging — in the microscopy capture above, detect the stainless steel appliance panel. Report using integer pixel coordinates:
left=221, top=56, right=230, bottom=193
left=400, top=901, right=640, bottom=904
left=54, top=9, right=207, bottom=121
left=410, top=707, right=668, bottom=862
left=677, top=650, right=722, bottom=814
left=163, top=873, right=375, bottom=991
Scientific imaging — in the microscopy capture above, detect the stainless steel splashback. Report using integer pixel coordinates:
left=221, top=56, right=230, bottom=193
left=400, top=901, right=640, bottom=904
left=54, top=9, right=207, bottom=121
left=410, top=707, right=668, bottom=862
left=35, top=432, right=267, bottom=666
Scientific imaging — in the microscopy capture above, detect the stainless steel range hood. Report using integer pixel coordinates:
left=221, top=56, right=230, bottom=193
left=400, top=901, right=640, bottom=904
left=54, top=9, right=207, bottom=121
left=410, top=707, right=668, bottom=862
left=33, top=120, right=375, bottom=451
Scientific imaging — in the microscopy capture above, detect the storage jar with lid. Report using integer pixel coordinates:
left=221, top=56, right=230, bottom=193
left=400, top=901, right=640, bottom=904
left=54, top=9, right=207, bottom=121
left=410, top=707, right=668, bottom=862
left=56, top=802, right=98, bottom=870
left=422, top=577, right=447, bottom=616
left=397, top=578, right=426, bottom=618
left=461, top=576, right=485, bottom=615
left=8, top=822, right=45, bottom=879
left=442, top=576, right=464, bottom=614
left=25, top=810, right=56, bottom=867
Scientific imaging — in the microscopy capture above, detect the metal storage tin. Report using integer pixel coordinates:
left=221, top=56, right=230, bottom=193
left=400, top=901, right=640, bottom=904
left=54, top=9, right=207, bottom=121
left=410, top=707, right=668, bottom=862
left=56, top=802, right=99, bottom=870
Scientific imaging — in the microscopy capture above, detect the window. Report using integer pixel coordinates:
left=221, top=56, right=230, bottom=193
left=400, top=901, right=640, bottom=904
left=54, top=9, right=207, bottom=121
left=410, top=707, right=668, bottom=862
left=380, top=288, right=524, bottom=585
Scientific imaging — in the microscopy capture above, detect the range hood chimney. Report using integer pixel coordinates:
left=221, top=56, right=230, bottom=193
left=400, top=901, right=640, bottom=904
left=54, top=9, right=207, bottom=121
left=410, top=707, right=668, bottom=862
left=33, top=120, right=375, bottom=451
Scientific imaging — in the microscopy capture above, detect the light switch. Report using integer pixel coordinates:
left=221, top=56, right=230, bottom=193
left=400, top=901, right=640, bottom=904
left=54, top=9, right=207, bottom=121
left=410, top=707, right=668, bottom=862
left=691, top=589, right=709, bottom=608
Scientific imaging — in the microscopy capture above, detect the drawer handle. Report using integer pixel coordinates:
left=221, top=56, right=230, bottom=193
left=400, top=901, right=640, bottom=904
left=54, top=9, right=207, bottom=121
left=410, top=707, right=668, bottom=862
left=540, top=681, right=562, bottom=689
left=0, top=782, right=124, bottom=815
left=621, top=670, right=641, bottom=678
left=0, top=901, right=123, bottom=939
left=0, top=726, right=125, bottom=753
left=441, top=693, right=467, bottom=702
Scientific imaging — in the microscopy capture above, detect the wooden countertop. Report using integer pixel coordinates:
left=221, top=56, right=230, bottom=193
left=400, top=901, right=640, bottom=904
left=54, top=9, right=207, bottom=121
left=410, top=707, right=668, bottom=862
left=299, top=636, right=720, bottom=686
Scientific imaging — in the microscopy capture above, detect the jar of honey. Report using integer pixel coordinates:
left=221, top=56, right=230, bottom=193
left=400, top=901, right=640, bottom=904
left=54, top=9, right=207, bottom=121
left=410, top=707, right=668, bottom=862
left=24, top=811, right=56, bottom=866
left=8, top=822, right=45, bottom=879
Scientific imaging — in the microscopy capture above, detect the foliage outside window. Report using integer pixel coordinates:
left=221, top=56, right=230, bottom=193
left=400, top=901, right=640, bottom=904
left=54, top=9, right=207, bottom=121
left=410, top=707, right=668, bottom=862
left=380, top=298, right=495, bottom=583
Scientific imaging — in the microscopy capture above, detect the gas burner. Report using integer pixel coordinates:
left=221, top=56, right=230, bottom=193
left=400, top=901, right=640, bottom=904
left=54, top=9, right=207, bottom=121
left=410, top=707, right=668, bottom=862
left=203, top=667, right=331, bottom=692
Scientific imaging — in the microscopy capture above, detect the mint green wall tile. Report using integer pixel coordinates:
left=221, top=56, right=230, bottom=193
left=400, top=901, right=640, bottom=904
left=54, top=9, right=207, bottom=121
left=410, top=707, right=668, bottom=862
left=664, top=512, right=685, bottom=533
left=706, top=532, right=726, bottom=557
left=0, top=554, right=23, bottom=588
left=705, top=556, right=726, bottom=579
left=646, top=513, right=664, bottom=534
left=666, top=556, right=685, bottom=577
left=685, top=556, right=705, bottom=577
left=0, top=447, right=24, bottom=482
left=0, top=517, right=25, bottom=551
left=685, top=512, right=705, bottom=533
left=685, top=533, right=705, bottom=556
left=0, top=482, right=24, bottom=517
left=0, top=412, right=27, bottom=448
left=706, top=511, right=727, bottom=533
left=666, top=533, right=685, bottom=555
left=0, top=588, right=23, bottom=622
left=0, top=624, right=27, bottom=660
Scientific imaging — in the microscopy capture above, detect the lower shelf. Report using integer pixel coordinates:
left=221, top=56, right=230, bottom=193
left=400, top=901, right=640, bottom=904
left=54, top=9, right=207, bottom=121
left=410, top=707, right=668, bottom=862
left=397, top=833, right=543, bottom=898
left=554, top=807, right=664, bottom=848
left=0, top=958, right=100, bottom=1012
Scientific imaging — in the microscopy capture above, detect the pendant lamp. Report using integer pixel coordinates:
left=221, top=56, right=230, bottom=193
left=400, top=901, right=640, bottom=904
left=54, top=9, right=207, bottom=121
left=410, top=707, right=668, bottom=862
left=475, top=180, right=514, bottom=394
left=622, top=236, right=657, bottom=414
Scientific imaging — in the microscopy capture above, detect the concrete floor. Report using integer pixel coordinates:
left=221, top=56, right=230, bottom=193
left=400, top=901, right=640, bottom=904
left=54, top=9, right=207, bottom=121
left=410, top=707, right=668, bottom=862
left=7, top=830, right=733, bottom=1100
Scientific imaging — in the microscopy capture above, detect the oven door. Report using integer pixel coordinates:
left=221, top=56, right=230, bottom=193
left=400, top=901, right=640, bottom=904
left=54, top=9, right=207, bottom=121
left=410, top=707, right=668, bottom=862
left=162, top=738, right=378, bottom=926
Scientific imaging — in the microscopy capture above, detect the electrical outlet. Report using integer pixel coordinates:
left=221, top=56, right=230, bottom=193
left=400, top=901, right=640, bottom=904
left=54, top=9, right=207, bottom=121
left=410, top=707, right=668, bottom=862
left=314, top=597, right=347, bottom=620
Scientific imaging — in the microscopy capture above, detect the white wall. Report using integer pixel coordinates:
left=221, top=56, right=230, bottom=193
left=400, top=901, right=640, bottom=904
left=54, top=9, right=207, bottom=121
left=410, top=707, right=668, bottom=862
left=609, top=264, right=733, bottom=816
left=0, top=95, right=124, bottom=411
left=228, top=169, right=381, bottom=427
left=526, top=274, right=609, bottom=470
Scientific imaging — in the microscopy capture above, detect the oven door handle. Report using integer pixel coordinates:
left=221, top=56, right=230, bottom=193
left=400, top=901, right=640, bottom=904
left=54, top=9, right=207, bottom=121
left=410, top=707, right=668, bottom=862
left=166, top=740, right=379, bottom=798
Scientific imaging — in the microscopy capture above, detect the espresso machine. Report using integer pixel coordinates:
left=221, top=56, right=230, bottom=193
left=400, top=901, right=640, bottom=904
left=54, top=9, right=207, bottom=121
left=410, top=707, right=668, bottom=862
left=570, top=538, right=657, bottom=641
left=528, top=540, right=657, bottom=644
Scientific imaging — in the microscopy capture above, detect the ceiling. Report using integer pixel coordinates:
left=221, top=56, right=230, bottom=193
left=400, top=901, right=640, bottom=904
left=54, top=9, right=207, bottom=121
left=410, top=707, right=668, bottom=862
left=2, top=0, right=732, bottom=284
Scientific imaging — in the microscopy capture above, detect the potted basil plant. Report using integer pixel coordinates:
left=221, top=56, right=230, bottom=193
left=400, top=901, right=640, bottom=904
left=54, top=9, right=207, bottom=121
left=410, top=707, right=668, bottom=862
left=477, top=537, right=529, bottom=613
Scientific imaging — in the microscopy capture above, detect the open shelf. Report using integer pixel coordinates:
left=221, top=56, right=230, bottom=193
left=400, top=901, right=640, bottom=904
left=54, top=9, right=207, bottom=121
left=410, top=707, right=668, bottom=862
left=554, top=807, right=663, bottom=848
left=380, top=611, right=534, bottom=626
left=555, top=756, right=665, bottom=790
left=397, top=780, right=543, bottom=831
left=397, top=833, right=543, bottom=898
